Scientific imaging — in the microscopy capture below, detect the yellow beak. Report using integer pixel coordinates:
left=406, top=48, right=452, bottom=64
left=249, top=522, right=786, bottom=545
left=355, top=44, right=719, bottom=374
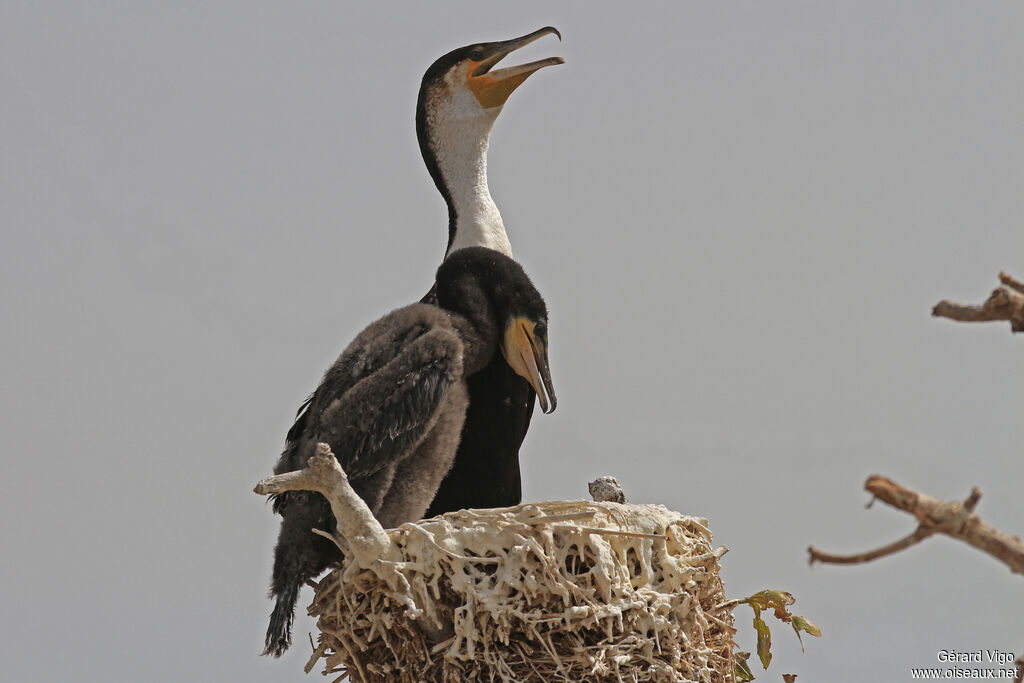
left=466, top=27, right=564, bottom=109
left=501, top=317, right=556, bottom=414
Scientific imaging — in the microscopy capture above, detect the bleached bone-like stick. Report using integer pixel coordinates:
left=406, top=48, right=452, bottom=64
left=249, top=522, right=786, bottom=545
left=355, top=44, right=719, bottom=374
left=932, top=271, right=1024, bottom=333
left=254, top=443, right=417, bottom=609
left=809, top=475, right=1024, bottom=576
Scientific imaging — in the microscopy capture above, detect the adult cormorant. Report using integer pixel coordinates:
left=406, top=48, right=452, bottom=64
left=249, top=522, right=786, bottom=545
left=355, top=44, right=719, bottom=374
left=412, top=27, right=563, bottom=517
left=265, top=29, right=562, bottom=656
left=285, top=28, right=561, bottom=516
left=264, top=248, right=555, bottom=657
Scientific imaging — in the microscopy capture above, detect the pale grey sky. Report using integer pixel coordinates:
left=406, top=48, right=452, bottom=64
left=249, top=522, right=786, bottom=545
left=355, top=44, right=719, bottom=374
left=2, top=2, right=1021, bottom=681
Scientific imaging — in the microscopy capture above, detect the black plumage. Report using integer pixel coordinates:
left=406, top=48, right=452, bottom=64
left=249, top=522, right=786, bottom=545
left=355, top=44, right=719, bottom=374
left=423, top=350, right=534, bottom=514
left=264, top=248, right=554, bottom=657
left=412, top=28, right=563, bottom=517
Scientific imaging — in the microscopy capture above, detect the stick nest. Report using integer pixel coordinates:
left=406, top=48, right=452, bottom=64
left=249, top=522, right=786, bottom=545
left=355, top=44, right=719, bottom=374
left=306, top=501, right=735, bottom=682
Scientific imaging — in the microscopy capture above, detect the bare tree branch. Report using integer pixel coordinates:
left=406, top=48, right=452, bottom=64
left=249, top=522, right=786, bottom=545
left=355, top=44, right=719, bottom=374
left=932, top=272, right=1024, bottom=333
left=254, top=443, right=418, bottom=610
left=809, top=526, right=935, bottom=566
left=809, top=475, right=1024, bottom=576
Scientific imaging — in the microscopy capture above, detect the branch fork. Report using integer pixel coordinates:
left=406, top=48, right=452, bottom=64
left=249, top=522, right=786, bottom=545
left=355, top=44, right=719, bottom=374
left=809, top=475, right=1024, bottom=575
left=932, top=271, right=1024, bottom=333
left=254, top=443, right=419, bottom=613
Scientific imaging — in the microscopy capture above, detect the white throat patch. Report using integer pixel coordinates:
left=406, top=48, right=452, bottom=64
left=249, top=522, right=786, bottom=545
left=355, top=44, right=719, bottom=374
left=428, top=65, right=514, bottom=259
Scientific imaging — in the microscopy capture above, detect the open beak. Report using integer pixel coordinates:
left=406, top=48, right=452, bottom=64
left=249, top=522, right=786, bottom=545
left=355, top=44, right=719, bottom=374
left=467, top=27, right=564, bottom=109
left=501, top=317, right=557, bottom=414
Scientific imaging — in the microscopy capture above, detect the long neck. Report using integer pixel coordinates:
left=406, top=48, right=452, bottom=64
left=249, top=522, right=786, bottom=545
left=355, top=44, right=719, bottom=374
left=418, top=104, right=513, bottom=259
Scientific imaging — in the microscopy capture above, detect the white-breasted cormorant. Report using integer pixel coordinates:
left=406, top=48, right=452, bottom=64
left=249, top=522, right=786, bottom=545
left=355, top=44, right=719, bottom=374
left=284, top=29, right=561, bottom=519
left=264, top=248, right=555, bottom=657
left=265, top=30, right=561, bottom=656
left=411, top=28, right=563, bottom=517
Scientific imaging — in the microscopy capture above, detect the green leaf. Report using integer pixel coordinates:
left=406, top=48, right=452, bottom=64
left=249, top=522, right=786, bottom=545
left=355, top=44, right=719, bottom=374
left=734, top=651, right=756, bottom=682
left=759, top=590, right=795, bottom=609
left=752, top=606, right=773, bottom=669
left=791, top=615, right=822, bottom=652
left=733, top=588, right=821, bottom=671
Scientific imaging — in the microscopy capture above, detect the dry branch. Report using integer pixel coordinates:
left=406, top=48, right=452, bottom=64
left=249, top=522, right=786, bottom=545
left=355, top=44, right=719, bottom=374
left=932, top=271, right=1024, bottom=333
left=253, top=443, right=418, bottom=612
left=808, top=475, right=1024, bottom=575
left=806, top=526, right=935, bottom=566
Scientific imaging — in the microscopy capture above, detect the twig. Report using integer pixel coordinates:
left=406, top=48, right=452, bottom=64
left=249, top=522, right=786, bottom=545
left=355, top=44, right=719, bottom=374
left=932, top=271, right=1024, bottom=333
left=679, top=546, right=730, bottom=566
left=525, top=512, right=597, bottom=524
left=575, top=526, right=669, bottom=540
left=304, top=638, right=327, bottom=674
left=254, top=443, right=417, bottom=605
left=809, top=475, right=1024, bottom=575
left=809, top=526, right=935, bottom=565
left=1000, top=271, right=1024, bottom=295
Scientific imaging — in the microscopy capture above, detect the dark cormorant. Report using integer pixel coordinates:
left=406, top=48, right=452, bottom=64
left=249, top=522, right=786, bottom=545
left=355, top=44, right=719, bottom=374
left=264, top=248, right=555, bottom=657
left=282, top=28, right=562, bottom=518
left=410, top=27, right=563, bottom=516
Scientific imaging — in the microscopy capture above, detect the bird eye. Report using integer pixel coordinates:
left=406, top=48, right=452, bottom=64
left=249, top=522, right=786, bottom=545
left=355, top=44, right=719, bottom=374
left=469, top=47, right=485, bottom=61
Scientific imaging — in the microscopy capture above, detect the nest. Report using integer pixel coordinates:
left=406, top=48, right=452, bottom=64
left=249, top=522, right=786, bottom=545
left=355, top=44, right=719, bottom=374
left=304, top=501, right=735, bottom=682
